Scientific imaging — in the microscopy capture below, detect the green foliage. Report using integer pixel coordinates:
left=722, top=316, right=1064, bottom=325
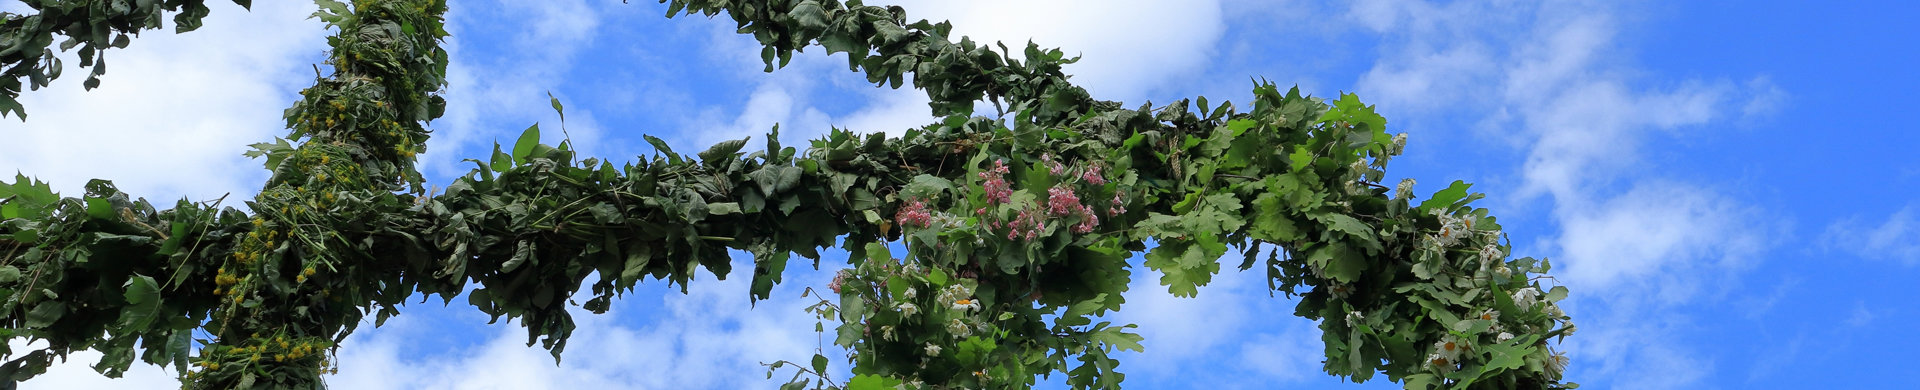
left=0, top=1, right=1576, bottom=389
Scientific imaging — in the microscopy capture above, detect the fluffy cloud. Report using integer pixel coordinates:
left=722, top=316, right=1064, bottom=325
left=1115, top=251, right=1326, bottom=388
left=324, top=255, right=842, bottom=390
left=0, top=1, right=323, bottom=202
left=1343, top=0, right=1784, bottom=387
left=877, top=0, right=1226, bottom=103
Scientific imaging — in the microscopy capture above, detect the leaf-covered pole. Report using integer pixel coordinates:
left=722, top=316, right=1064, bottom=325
left=0, top=0, right=1578, bottom=389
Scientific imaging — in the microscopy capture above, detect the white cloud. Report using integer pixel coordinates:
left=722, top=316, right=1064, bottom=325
left=1341, top=1, right=1788, bottom=387
left=873, top=0, right=1227, bottom=102
left=421, top=0, right=611, bottom=179
left=11, top=340, right=178, bottom=390
left=1115, top=252, right=1325, bottom=387
left=0, top=1, right=323, bottom=202
left=325, top=256, right=842, bottom=390
left=1822, top=204, right=1920, bottom=265
left=1555, top=182, right=1765, bottom=299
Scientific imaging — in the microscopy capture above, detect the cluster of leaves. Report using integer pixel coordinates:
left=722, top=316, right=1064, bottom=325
left=0, top=0, right=253, bottom=120
left=0, top=0, right=1578, bottom=389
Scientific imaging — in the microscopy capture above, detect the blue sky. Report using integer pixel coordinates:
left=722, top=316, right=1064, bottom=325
left=4, top=0, right=1918, bottom=389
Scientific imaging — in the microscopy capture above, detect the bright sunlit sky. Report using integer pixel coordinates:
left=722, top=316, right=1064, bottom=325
left=4, top=1, right=1918, bottom=389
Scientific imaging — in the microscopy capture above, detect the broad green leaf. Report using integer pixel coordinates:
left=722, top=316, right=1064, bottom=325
left=1089, top=325, right=1145, bottom=353
left=119, top=274, right=162, bottom=331
left=1417, top=180, right=1472, bottom=213
left=25, top=301, right=64, bottom=328
left=846, top=374, right=902, bottom=390
left=513, top=123, right=541, bottom=163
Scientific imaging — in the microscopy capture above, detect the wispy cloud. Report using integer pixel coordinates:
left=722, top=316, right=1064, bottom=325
left=1822, top=203, right=1920, bottom=266
left=423, top=0, right=611, bottom=179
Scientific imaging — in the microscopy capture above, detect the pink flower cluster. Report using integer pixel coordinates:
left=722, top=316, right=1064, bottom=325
left=979, top=159, right=1012, bottom=204
left=829, top=269, right=850, bottom=294
left=895, top=198, right=934, bottom=229
left=973, top=156, right=1125, bottom=240
left=1007, top=209, right=1044, bottom=240
left=1046, top=186, right=1082, bottom=217
left=1046, top=186, right=1102, bottom=234
left=1042, top=153, right=1068, bottom=176
left=1081, top=164, right=1106, bottom=186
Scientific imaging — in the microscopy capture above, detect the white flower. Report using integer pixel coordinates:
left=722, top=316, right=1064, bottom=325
left=1546, top=350, right=1570, bottom=378
left=1345, top=311, right=1366, bottom=327
left=1513, top=287, right=1540, bottom=308
left=1479, top=243, right=1503, bottom=266
left=1547, top=304, right=1566, bottom=319
left=1431, top=335, right=1466, bottom=362
left=1395, top=178, right=1416, bottom=200
left=903, top=287, right=917, bottom=299
left=1493, top=264, right=1512, bottom=278
left=1477, top=308, right=1499, bottom=324
left=881, top=325, right=897, bottom=341
left=1426, top=352, right=1457, bottom=374
left=1562, top=323, right=1578, bottom=337
left=1496, top=332, right=1515, bottom=343
left=924, top=343, right=942, bottom=357
left=951, top=298, right=980, bottom=312
left=897, top=302, right=919, bottom=316
left=945, top=318, right=971, bottom=337
left=1390, top=133, right=1408, bottom=155
left=937, top=284, right=971, bottom=304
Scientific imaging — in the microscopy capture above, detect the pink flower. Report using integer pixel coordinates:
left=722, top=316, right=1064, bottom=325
left=1081, top=165, right=1106, bottom=185
left=1107, top=192, right=1127, bottom=216
left=829, top=270, right=850, bottom=294
left=1046, top=186, right=1081, bottom=217
left=894, top=198, right=934, bottom=228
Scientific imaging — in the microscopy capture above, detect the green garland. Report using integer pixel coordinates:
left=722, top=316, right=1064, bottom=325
left=0, top=1, right=1576, bottom=389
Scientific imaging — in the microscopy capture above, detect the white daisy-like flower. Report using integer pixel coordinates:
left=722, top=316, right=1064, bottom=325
left=1396, top=178, right=1416, bottom=200
left=1432, top=335, right=1467, bottom=362
left=924, top=343, right=942, bottom=357
left=897, top=302, right=919, bottom=316
left=902, top=287, right=917, bottom=299
left=1477, top=308, right=1499, bottom=324
left=951, top=298, right=980, bottom=312
left=1546, top=350, right=1570, bottom=378
left=1480, top=243, right=1503, bottom=266
left=946, top=318, right=971, bottom=337
left=1513, top=287, right=1540, bottom=308
left=1496, top=332, right=1515, bottom=343
left=1427, top=352, right=1456, bottom=374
